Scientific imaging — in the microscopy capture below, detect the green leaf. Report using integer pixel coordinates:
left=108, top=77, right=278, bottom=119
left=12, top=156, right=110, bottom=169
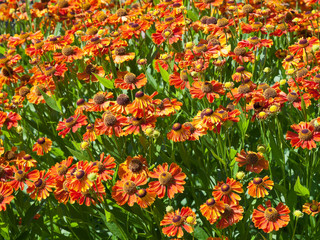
left=187, top=10, right=198, bottom=22
left=294, top=176, right=310, bottom=197
left=158, top=64, right=169, bottom=83
left=54, top=22, right=62, bottom=36
left=0, top=46, right=5, bottom=55
left=93, top=73, right=114, bottom=89
left=39, top=88, right=61, bottom=112
left=66, top=146, right=89, bottom=161
left=193, top=226, right=209, bottom=239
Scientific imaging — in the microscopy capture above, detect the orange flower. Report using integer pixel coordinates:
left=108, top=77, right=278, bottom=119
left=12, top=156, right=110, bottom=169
left=148, top=163, right=186, bottom=199
left=235, top=150, right=269, bottom=173
left=16, top=154, right=37, bottom=168
left=136, top=188, right=157, bottom=208
left=88, top=91, right=114, bottom=112
left=112, top=174, right=148, bottom=206
left=93, top=153, right=116, bottom=182
left=303, top=200, right=320, bottom=216
left=252, top=200, right=290, bottom=233
left=200, top=198, right=225, bottom=224
left=0, top=182, right=14, bottom=211
left=167, top=123, right=190, bottom=142
left=155, top=98, right=182, bottom=117
left=114, top=72, right=147, bottom=90
left=56, top=114, right=88, bottom=138
left=169, top=70, right=191, bottom=90
left=247, top=176, right=274, bottom=198
left=112, top=46, right=135, bottom=64
left=32, top=137, right=52, bottom=156
left=68, top=161, right=98, bottom=192
left=27, top=170, right=55, bottom=201
left=286, top=122, right=320, bottom=149
left=77, top=64, right=105, bottom=83
left=189, top=80, right=225, bottom=103
left=123, top=115, right=157, bottom=135
left=126, top=91, right=158, bottom=118
left=161, top=207, right=196, bottom=238
left=118, top=155, right=148, bottom=179
left=94, top=112, right=128, bottom=137
left=54, top=179, right=72, bottom=204
left=9, top=165, right=39, bottom=191
left=83, top=124, right=97, bottom=142
left=0, top=111, right=21, bottom=130
left=53, top=45, right=84, bottom=63
left=212, top=178, right=243, bottom=204
left=217, top=203, right=244, bottom=229
left=109, top=94, right=131, bottom=115
left=49, top=156, right=73, bottom=181
left=70, top=180, right=105, bottom=206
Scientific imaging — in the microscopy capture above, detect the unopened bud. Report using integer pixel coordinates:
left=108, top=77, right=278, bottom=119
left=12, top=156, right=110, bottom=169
left=294, top=210, right=304, bottom=218
left=257, top=144, right=266, bottom=153
left=80, top=141, right=90, bottom=150
left=236, top=171, right=245, bottom=180
left=166, top=206, right=174, bottom=213
left=87, top=172, right=98, bottom=182
left=153, top=130, right=160, bottom=138
left=16, top=126, right=23, bottom=134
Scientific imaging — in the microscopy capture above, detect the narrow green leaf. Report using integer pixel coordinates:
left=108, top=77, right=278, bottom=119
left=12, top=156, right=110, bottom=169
left=0, top=46, right=5, bottom=55
left=294, top=176, right=309, bottom=197
left=159, top=64, right=169, bottom=83
left=187, top=10, right=198, bottom=22
left=194, top=226, right=209, bottom=239
left=39, top=88, right=61, bottom=112
left=93, top=73, right=114, bottom=89
left=66, top=146, right=89, bottom=161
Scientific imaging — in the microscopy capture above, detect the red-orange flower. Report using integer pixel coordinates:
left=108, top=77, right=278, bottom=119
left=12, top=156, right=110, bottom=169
left=303, top=200, right=320, bottom=216
left=189, top=80, right=225, bottom=103
left=68, top=161, right=98, bottom=192
left=161, top=207, right=195, bottom=238
left=9, top=165, right=39, bottom=191
left=49, top=156, right=73, bottom=181
left=56, top=114, right=88, bottom=138
left=70, top=180, right=106, bottom=206
left=148, top=163, right=186, bottom=199
left=27, top=170, right=55, bottom=201
left=286, top=122, right=320, bottom=149
left=235, top=150, right=269, bottom=173
left=118, top=155, right=148, bottom=179
left=0, top=182, right=14, bottom=211
left=32, top=137, right=52, bottom=156
left=252, top=200, right=290, bottom=233
left=212, top=178, right=243, bottom=204
left=217, top=203, right=244, bottom=229
left=93, top=153, right=116, bottom=182
left=167, top=123, right=190, bottom=142
left=94, top=112, right=128, bottom=137
left=112, top=174, right=148, bottom=206
left=247, top=176, right=274, bottom=198
left=200, top=198, right=225, bottom=224
left=136, top=188, right=157, bottom=208
left=114, top=72, right=147, bottom=90
left=88, top=91, right=114, bottom=112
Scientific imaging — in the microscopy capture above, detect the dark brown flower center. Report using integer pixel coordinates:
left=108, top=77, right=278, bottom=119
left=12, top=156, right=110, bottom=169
left=135, top=91, right=144, bottom=98
left=4, top=151, right=15, bottom=161
left=104, top=114, right=117, bottom=126
left=296, top=68, right=308, bottom=78
left=257, top=83, right=270, bottom=91
left=234, top=47, right=247, bottom=56
left=159, top=172, right=173, bottom=185
left=23, top=154, right=32, bottom=160
left=37, top=137, right=46, bottom=144
left=246, top=153, right=258, bottom=164
left=124, top=73, right=137, bottom=84
left=35, top=85, right=47, bottom=96
left=217, top=18, right=229, bottom=28
left=35, top=178, right=45, bottom=188
left=236, top=66, right=245, bottom=73
left=238, top=84, right=250, bottom=94
left=201, top=82, right=213, bottom=93
left=57, top=164, right=68, bottom=176
left=222, top=204, right=232, bottom=218
left=19, top=86, right=30, bottom=97
left=93, top=93, right=106, bottom=104
left=201, top=108, right=214, bottom=118
left=123, top=180, right=137, bottom=194
left=77, top=98, right=85, bottom=106
left=137, top=189, right=147, bottom=198
left=116, top=94, right=130, bottom=106
left=248, top=36, right=260, bottom=45
left=128, top=159, right=143, bottom=173
left=172, top=123, right=182, bottom=131
left=45, top=66, right=56, bottom=76
left=2, top=67, right=13, bottom=77
left=85, top=64, right=97, bottom=75
left=58, top=0, right=69, bottom=8
left=263, top=88, right=277, bottom=99
left=287, top=92, right=298, bottom=102
left=93, top=161, right=105, bottom=173
left=0, top=194, right=4, bottom=203
left=62, top=46, right=74, bottom=56
left=184, top=122, right=195, bottom=133
left=20, top=74, right=31, bottom=83
left=298, top=38, right=308, bottom=48
left=65, top=117, right=77, bottom=128
left=264, top=208, right=279, bottom=221
left=206, top=198, right=216, bottom=206
left=299, top=128, right=313, bottom=141
left=115, top=47, right=126, bottom=56
left=15, top=170, right=26, bottom=181
left=221, top=183, right=231, bottom=193
left=242, top=4, right=253, bottom=14
left=172, top=215, right=183, bottom=226
left=253, top=177, right=263, bottom=185
left=76, top=169, right=85, bottom=179
left=116, top=8, right=127, bottom=17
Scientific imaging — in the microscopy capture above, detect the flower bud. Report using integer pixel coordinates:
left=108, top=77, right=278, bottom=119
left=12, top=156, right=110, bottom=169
left=236, top=171, right=245, bottom=180
left=166, top=206, right=174, bottom=213
left=185, top=42, right=193, bottom=49
left=87, top=172, right=98, bottom=182
left=145, top=128, right=154, bottom=136
left=186, top=216, right=196, bottom=224
left=153, top=130, right=160, bottom=138
left=16, top=126, right=23, bottom=134
left=257, top=144, right=266, bottom=153
left=280, top=79, right=287, bottom=85
left=80, top=141, right=90, bottom=150
left=294, top=210, right=304, bottom=218
left=263, top=67, right=271, bottom=73
left=312, top=44, right=319, bottom=52
left=190, top=71, right=197, bottom=77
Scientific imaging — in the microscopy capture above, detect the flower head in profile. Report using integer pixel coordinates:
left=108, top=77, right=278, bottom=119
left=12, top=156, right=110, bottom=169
left=286, top=122, right=320, bottom=149
left=0, top=182, right=14, bottom=211
left=252, top=200, right=290, bottom=233
left=167, top=123, right=190, bottom=142
left=212, top=178, right=243, bottom=204
left=217, top=203, right=243, bottom=229
left=200, top=198, right=225, bottom=224
left=149, top=163, right=186, bottom=199
left=56, top=114, right=88, bottom=138
left=161, top=207, right=196, bottom=238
